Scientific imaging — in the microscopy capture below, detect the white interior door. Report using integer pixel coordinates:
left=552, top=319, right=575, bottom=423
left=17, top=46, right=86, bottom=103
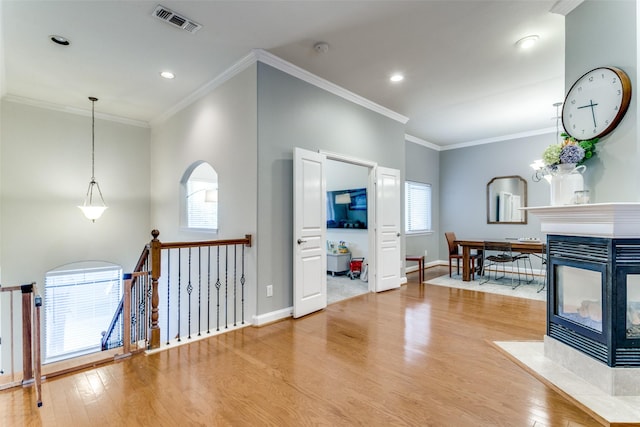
left=293, top=148, right=327, bottom=318
left=375, top=166, right=401, bottom=292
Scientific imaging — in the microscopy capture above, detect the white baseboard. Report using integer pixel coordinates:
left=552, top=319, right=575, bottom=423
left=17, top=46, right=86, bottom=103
left=400, top=276, right=407, bottom=285
left=406, top=260, right=447, bottom=273
left=252, top=306, right=293, bottom=326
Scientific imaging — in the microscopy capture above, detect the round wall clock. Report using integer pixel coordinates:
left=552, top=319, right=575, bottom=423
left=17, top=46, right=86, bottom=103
left=562, top=66, right=632, bottom=140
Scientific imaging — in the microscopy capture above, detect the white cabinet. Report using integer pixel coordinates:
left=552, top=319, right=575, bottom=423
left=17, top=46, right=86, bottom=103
left=327, top=253, right=351, bottom=276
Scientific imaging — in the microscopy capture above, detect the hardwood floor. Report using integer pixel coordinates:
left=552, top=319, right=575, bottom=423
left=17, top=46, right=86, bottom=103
left=1, top=266, right=599, bottom=426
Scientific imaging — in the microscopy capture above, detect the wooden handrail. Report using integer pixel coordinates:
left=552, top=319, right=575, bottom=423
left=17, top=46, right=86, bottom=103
left=159, top=235, right=252, bottom=250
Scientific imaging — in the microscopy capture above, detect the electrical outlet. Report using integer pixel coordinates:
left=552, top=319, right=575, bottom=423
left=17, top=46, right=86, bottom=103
left=266, top=285, right=273, bottom=297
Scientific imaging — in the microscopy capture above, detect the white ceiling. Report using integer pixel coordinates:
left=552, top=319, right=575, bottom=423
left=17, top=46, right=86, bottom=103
left=1, top=0, right=570, bottom=147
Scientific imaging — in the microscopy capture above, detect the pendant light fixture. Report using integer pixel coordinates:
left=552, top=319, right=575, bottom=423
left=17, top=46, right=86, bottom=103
left=78, top=96, right=107, bottom=222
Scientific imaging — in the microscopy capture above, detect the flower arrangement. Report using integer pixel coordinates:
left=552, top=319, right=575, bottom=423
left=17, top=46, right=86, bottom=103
left=532, top=132, right=600, bottom=183
left=541, top=133, right=599, bottom=168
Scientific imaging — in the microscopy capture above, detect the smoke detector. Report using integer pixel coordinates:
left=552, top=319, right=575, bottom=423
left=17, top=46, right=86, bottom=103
left=152, top=5, right=202, bottom=34
left=314, top=42, right=329, bottom=54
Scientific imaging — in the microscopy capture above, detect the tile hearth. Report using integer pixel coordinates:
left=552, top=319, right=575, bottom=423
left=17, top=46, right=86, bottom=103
left=495, top=340, right=640, bottom=425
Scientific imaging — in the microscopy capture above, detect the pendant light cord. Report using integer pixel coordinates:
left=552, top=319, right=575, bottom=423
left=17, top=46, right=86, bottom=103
left=89, top=96, right=98, bottom=181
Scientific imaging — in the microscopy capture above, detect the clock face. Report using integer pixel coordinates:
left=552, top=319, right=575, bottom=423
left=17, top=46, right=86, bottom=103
left=562, top=66, right=632, bottom=140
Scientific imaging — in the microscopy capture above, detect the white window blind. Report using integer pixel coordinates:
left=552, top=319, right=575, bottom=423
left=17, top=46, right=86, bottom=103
left=187, top=180, right=218, bottom=230
left=405, top=181, right=432, bottom=233
left=44, top=264, right=122, bottom=363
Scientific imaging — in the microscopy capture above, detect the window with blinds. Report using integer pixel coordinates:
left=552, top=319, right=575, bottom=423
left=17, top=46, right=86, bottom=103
left=44, top=263, right=122, bottom=364
left=405, top=181, right=432, bottom=234
left=183, top=162, right=218, bottom=231
left=187, top=180, right=218, bottom=229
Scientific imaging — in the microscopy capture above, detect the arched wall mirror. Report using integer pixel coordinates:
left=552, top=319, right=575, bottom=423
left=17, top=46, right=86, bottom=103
left=487, top=175, right=527, bottom=224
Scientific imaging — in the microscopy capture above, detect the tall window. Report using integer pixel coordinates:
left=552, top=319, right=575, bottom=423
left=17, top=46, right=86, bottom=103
left=405, top=181, right=432, bottom=234
left=44, top=262, right=122, bottom=363
left=182, top=162, right=218, bottom=231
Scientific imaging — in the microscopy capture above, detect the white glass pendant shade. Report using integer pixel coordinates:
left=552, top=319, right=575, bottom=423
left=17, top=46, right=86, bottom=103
left=78, top=178, right=107, bottom=222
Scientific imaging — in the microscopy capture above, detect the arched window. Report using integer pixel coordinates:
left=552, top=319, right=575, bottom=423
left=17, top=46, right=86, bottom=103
left=181, top=162, right=218, bottom=231
left=44, top=261, right=122, bottom=363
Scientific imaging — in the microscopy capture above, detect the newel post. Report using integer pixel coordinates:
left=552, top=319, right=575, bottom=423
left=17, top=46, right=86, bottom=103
left=149, top=229, right=161, bottom=349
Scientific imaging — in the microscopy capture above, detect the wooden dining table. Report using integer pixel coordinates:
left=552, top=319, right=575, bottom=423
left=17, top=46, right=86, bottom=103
left=454, top=238, right=546, bottom=281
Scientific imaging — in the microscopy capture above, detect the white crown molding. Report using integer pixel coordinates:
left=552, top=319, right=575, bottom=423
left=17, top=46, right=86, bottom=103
left=550, top=0, right=584, bottom=16
left=151, top=48, right=409, bottom=127
left=405, top=134, right=441, bottom=151
left=2, top=94, right=149, bottom=128
left=150, top=51, right=257, bottom=127
left=253, top=49, right=409, bottom=125
left=440, top=126, right=556, bottom=151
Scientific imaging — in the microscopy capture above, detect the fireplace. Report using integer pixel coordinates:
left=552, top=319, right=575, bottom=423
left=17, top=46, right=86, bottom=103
left=547, top=234, right=640, bottom=366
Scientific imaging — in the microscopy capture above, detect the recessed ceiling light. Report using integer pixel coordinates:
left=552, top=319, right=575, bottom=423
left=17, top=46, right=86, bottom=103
left=50, top=35, right=70, bottom=46
left=515, top=35, right=539, bottom=49
left=160, top=71, right=175, bottom=79
left=390, top=73, right=404, bottom=83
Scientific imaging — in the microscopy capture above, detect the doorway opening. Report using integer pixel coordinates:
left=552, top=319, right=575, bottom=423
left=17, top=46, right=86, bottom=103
left=325, top=159, right=372, bottom=304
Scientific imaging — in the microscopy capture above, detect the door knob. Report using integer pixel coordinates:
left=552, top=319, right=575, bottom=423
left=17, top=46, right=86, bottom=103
left=297, top=238, right=307, bottom=245
left=396, top=233, right=401, bottom=237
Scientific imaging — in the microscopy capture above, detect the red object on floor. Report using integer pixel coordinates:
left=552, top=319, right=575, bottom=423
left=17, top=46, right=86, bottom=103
left=349, top=258, right=365, bottom=280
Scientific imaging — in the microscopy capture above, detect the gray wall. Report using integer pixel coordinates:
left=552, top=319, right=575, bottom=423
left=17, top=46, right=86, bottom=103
left=150, top=65, right=258, bottom=318
left=256, top=62, right=405, bottom=314
left=439, top=133, right=550, bottom=258
left=566, top=0, right=638, bottom=201
left=1, top=101, right=151, bottom=282
left=405, top=141, right=440, bottom=264
left=1, top=100, right=150, bottom=374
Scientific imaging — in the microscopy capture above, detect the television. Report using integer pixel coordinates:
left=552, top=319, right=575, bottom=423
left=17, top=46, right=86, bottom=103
left=327, top=188, right=367, bottom=229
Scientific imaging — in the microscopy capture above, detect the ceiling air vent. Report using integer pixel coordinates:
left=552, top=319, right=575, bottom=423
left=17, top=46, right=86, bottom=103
left=152, top=5, right=202, bottom=34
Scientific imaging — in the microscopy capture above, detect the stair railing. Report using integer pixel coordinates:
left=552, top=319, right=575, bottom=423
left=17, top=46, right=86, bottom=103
left=101, top=244, right=151, bottom=352
left=102, top=230, right=252, bottom=352
left=149, top=229, right=252, bottom=349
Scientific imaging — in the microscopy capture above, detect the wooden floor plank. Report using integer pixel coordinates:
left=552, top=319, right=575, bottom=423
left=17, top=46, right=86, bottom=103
left=1, top=266, right=601, bottom=426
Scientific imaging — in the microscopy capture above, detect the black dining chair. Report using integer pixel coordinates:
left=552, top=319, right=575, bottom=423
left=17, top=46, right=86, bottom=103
left=480, top=241, right=532, bottom=289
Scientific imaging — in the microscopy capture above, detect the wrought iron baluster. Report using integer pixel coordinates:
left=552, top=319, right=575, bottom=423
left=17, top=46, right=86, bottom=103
left=187, top=248, right=193, bottom=339
left=241, top=244, right=245, bottom=325
left=233, top=245, right=237, bottom=327
left=166, top=250, right=171, bottom=345
left=215, top=247, right=221, bottom=332
left=177, top=248, right=182, bottom=342
left=198, top=247, right=202, bottom=336
left=225, top=245, right=228, bottom=329
left=207, top=246, right=211, bottom=334
left=131, top=276, right=137, bottom=345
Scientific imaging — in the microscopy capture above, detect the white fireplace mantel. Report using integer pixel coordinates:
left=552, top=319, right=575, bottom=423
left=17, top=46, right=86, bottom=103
left=524, top=203, right=640, bottom=238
